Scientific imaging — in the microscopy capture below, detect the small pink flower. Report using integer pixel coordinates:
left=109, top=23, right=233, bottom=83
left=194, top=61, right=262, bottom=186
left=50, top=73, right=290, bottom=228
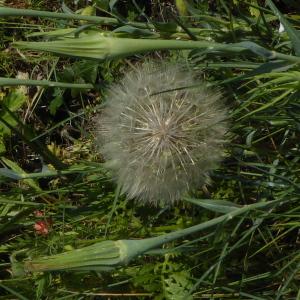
left=34, top=220, right=49, bottom=235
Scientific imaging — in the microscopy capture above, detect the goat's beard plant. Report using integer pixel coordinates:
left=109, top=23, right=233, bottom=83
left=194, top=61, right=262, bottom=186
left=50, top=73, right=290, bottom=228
left=96, top=61, right=228, bottom=205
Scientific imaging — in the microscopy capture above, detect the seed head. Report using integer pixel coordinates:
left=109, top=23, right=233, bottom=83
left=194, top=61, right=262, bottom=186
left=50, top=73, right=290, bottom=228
left=96, top=62, right=228, bottom=205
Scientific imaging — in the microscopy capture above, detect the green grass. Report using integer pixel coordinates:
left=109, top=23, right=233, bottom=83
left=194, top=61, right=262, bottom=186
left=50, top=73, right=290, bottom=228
left=0, top=0, right=299, bottom=299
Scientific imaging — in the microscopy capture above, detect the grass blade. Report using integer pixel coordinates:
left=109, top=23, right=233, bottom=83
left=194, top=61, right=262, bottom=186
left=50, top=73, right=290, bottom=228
left=266, top=0, right=300, bottom=56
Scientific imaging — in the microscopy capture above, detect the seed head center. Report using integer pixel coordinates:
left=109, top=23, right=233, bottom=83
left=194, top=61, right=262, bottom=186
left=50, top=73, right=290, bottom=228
left=152, top=118, right=174, bottom=143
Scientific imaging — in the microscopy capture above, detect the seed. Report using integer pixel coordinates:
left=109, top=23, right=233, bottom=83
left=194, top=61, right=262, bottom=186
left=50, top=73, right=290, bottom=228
left=96, top=61, right=228, bottom=205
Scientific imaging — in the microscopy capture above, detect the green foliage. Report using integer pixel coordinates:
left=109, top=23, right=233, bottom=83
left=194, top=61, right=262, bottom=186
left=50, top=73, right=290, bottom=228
left=129, top=258, right=193, bottom=300
left=49, top=88, right=63, bottom=115
left=0, top=1, right=300, bottom=299
left=0, top=90, right=27, bottom=153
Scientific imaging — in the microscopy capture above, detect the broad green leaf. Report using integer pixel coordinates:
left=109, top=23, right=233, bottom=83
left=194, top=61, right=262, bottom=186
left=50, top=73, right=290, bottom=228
left=49, top=93, right=63, bottom=116
left=0, top=90, right=26, bottom=135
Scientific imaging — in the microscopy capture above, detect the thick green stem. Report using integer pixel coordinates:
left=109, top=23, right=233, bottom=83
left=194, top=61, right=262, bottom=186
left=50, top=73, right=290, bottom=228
left=13, top=34, right=300, bottom=64
left=12, top=199, right=282, bottom=276
left=0, top=77, right=94, bottom=89
left=3, top=7, right=300, bottom=64
left=144, top=199, right=282, bottom=248
left=0, top=7, right=202, bottom=33
left=13, top=35, right=248, bottom=61
left=0, top=164, right=101, bottom=180
left=0, top=7, right=120, bottom=25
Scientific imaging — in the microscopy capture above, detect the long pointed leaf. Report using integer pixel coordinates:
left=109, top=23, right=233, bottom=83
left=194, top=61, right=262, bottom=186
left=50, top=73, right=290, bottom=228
left=266, top=0, right=300, bottom=56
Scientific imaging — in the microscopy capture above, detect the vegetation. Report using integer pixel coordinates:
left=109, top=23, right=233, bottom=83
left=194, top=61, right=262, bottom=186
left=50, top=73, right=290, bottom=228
left=0, top=0, right=299, bottom=299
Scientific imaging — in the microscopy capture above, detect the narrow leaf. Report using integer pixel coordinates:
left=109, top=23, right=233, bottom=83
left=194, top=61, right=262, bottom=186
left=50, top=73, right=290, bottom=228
left=266, top=0, right=300, bottom=56
left=185, top=198, right=241, bottom=213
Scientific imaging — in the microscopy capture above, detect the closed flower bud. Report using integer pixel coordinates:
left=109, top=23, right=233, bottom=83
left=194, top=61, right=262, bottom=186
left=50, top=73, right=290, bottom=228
left=96, top=61, right=228, bottom=205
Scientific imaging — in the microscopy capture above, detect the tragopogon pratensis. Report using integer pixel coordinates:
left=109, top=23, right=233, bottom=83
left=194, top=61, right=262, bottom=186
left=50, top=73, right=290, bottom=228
left=96, top=62, right=228, bottom=205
